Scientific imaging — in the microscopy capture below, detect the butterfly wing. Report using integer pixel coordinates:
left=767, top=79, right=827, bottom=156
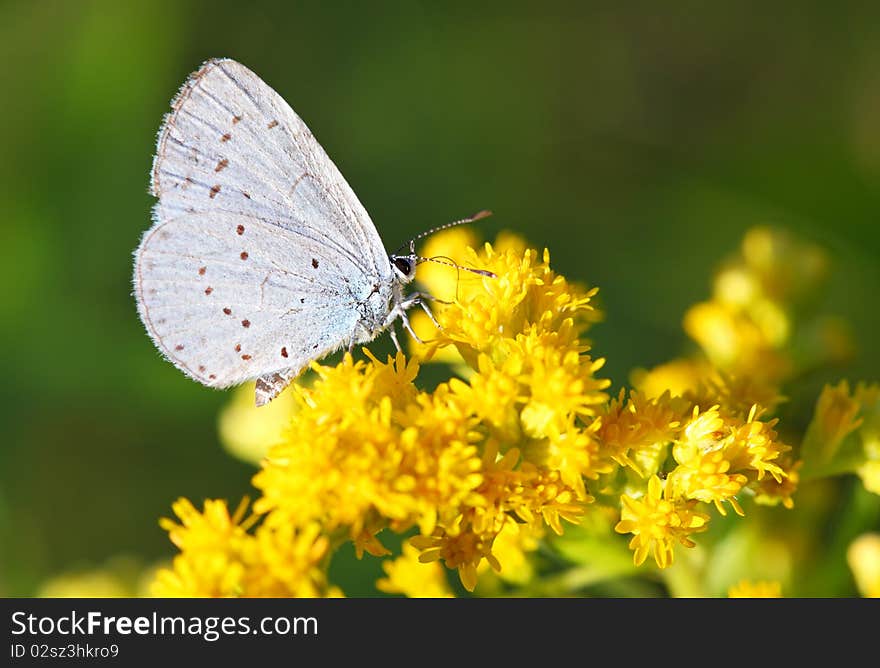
left=135, top=58, right=392, bottom=390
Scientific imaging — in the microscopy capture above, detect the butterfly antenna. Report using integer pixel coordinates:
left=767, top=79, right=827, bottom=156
left=393, top=209, right=493, bottom=255
left=417, top=255, right=497, bottom=279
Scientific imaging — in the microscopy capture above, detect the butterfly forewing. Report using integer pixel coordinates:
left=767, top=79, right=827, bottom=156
left=135, top=58, right=392, bottom=390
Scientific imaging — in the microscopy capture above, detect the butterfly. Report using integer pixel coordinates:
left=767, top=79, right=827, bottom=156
left=133, top=58, right=490, bottom=406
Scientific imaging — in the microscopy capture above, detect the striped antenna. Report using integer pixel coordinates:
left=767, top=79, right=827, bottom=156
left=410, top=209, right=493, bottom=246
left=419, top=254, right=497, bottom=278
left=393, top=210, right=493, bottom=255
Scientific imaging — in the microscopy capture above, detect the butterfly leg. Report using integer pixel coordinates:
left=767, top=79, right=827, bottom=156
left=399, top=308, right=424, bottom=344
left=388, top=324, right=403, bottom=352
left=404, top=291, right=444, bottom=332
left=417, top=299, right=442, bottom=331
left=392, top=291, right=445, bottom=344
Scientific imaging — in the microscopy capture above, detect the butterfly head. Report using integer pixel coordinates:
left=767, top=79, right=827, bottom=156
left=389, top=209, right=495, bottom=287
left=390, top=254, right=417, bottom=284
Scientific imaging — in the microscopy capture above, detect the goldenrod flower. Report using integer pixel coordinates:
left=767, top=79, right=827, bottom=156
left=153, top=498, right=334, bottom=597
left=753, top=458, right=800, bottom=509
left=38, top=556, right=156, bottom=598
left=597, top=389, right=683, bottom=476
left=632, top=358, right=711, bottom=400
left=857, top=461, right=880, bottom=495
left=151, top=226, right=867, bottom=598
left=727, top=579, right=783, bottom=598
left=218, top=380, right=298, bottom=465
left=480, top=521, right=540, bottom=586
left=669, top=441, right=747, bottom=516
left=739, top=226, right=828, bottom=304
left=377, top=542, right=454, bottom=598
left=847, top=533, right=880, bottom=597
left=723, top=405, right=790, bottom=484
left=427, top=241, right=601, bottom=366
left=615, top=476, right=710, bottom=568
left=684, top=300, right=778, bottom=373
left=252, top=353, right=483, bottom=550
left=411, top=528, right=499, bottom=593
left=802, top=381, right=864, bottom=472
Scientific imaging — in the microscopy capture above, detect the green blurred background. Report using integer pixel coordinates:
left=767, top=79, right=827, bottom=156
left=1, top=1, right=879, bottom=596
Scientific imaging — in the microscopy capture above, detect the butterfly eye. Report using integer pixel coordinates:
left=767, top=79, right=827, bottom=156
left=392, top=256, right=413, bottom=277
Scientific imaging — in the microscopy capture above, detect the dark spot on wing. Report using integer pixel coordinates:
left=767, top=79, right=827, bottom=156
left=209, top=374, right=217, bottom=380
left=232, top=115, right=242, bottom=124
left=215, top=159, right=229, bottom=172
left=221, top=133, right=232, bottom=142
left=281, top=347, right=288, bottom=358
left=242, top=192, right=251, bottom=199
left=241, top=354, right=252, bottom=360
left=209, top=184, right=221, bottom=198
left=175, top=345, right=184, bottom=351
left=311, top=258, right=319, bottom=269
left=236, top=224, right=245, bottom=235
left=300, top=298, right=305, bottom=304
left=312, top=344, right=318, bottom=349
left=240, top=251, right=249, bottom=260
left=234, top=344, right=241, bottom=352
left=198, top=266, right=206, bottom=276
left=198, top=365, right=205, bottom=373
left=223, top=307, right=232, bottom=315
left=204, top=287, right=213, bottom=295
left=267, top=119, right=278, bottom=129
left=241, top=319, right=250, bottom=328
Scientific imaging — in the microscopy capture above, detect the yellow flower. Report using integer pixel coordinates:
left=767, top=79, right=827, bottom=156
left=598, top=390, right=683, bottom=476
left=857, top=461, right=880, bottom=495
left=854, top=383, right=880, bottom=494
left=723, top=405, right=789, bottom=483
left=427, top=241, right=600, bottom=367
left=753, top=458, right=800, bottom=509
left=727, top=579, right=783, bottom=598
left=218, top=380, right=298, bottom=466
left=376, top=542, right=454, bottom=598
left=411, top=528, right=499, bottom=593
left=631, top=358, right=712, bottom=400
left=39, top=573, right=132, bottom=598
left=615, top=475, right=709, bottom=568
left=416, top=225, right=483, bottom=304
left=801, top=381, right=864, bottom=472
left=480, top=521, right=540, bottom=586
left=847, top=533, right=880, bottom=597
left=409, top=440, right=586, bottom=591
left=683, top=300, right=772, bottom=372
left=538, top=418, right=609, bottom=500
left=150, top=226, right=852, bottom=596
left=669, top=441, right=747, bottom=516
left=680, top=404, right=726, bottom=451
left=739, top=226, right=828, bottom=304
left=253, top=353, right=482, bottom=548
left=37, top=556, right=155, bottom=598
left=152, top=498, right=334, bottom=597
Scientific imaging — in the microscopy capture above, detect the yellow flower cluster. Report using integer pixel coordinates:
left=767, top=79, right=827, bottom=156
left=153, top=225, right=873, bottom=596
left=249, top=234, right=607, bottom=592
left=727, top=579, right=783, bottom=598
left=605, top=399, right=793, bottom=568
left=801, top=380, right=880, bottom=490
left=848, top=533, right=880, bottom=597
left=152, top=498, right=337, bottom=597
